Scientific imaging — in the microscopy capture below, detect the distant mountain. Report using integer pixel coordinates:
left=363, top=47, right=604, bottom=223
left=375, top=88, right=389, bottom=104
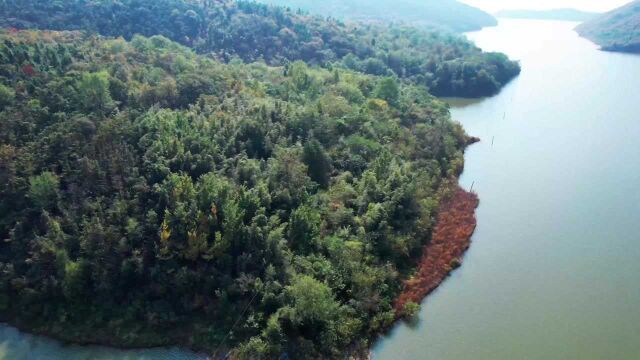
left=257, top=0, right=498, bottom=32
left=576, top=1, right=640, bottom=53
left=495, top=8, right=598, bottom=22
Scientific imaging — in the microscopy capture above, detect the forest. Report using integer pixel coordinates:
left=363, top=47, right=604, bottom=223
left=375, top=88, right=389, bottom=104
left=576, top=0, right=640, bottom=53
left=0, top=29, right=472, bottom=358
left=256, top=0, right=498, bottom=32
left=0, top=0, right=520, bottom=97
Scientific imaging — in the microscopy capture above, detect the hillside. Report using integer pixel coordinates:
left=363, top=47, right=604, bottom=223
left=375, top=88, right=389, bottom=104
left=257, top=0, right=498, bottom=32
left=0, top=0, right=519, bottom=97
left=0, top=28, right=472, bottom=358
left=576, top=1, right=640, bottom=53
left=495, top=8, right=598, bottom=22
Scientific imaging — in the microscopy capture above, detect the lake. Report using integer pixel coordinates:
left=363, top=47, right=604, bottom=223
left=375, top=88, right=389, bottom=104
left=372, top=19, right=640, bottom=360
left=2, top=18, right=640, bottom=360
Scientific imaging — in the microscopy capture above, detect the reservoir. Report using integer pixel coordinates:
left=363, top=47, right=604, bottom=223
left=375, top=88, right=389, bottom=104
left=2, top=18, right=640, bottom=360
left=373, top=19, right=640, bottom=360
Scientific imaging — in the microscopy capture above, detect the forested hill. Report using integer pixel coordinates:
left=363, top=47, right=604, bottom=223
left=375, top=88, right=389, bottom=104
left=495, top=8, right=598, bottom=22
left=256, top=0, right=497, bottom=32
left=576, top=1, right=640, bottom=53
left=0, top=29, right=470, bottom=358
left=0, top=0, right=520, bottom=97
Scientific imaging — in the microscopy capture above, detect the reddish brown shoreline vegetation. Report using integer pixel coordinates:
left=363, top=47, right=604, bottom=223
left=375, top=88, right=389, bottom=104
left=394, top=186, right=479, bottom=314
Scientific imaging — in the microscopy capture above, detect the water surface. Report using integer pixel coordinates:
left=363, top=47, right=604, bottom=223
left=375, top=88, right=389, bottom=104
left=0, top=325, right=207, bottom=360
left=373, top=19, right=640, bottom=360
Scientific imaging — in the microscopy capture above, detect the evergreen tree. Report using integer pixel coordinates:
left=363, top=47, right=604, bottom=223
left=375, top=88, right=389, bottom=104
left=303, top=138, right=331, bottom=188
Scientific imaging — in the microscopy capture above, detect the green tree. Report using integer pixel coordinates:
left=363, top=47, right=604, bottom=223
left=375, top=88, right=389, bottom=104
left=29, top=172, right=60, bottom=210
left=288, top=205, right=320, bottom=254
left=289, top=61, right=312, bottom=91
left=303, top=139, right=331, bottom=188
left=375, top=77, right=400, bottom=106
left=287, top=275, right=339, bottom=324
left=0, top=84, right=15, bottom=109
left=401, top=301, right=421, bottom=319
left=268, top=147, right=312, bottom=208
left=363, top=57, right=389, bottom=76
left=77, top=71, right=113, bottom=113
left=63, top=260, right=89, bottom=299
left=235, top=337, right=270, bottom=359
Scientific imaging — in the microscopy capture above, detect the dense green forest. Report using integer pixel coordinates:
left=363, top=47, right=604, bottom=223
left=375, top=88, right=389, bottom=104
left=576, top=1, right=640, bottom=53
left=0, top=0, right=520, bottom=97
left=257, top=0, right=497, bottom=32
left=0, top=29, right=472, bottom=358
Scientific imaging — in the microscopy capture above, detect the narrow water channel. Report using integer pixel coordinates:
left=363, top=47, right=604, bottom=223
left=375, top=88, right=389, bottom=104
left=373, top=19, right=640, bottom=360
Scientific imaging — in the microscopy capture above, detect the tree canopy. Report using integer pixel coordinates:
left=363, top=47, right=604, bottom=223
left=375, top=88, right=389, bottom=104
left=576, top=1, right=640, bottom=53
left=0, top=0, right=520, bottom=97
left=0, top=30, right=470, bottom=358
left=257, top=0, right=498, bottom=32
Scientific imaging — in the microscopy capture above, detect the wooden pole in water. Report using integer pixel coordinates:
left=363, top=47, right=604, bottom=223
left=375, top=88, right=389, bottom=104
left=491, top=136, right=495, bottom=147
left=470, top=181, right=475, bottom=192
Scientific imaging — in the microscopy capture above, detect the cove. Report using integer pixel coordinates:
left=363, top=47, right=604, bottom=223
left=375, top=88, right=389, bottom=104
left=0, top=324, right=206, bottom=359
left=372, top=19, right=640, bottom=359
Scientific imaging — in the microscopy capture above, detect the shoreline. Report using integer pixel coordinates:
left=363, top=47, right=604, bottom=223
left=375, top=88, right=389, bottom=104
left=393, top=186, right=479, bottom=314
left=0, top=318, right=207, bottom=354
left=0, top=181, right=480, bottom=360
left=0, top=183, right=480, bottom=359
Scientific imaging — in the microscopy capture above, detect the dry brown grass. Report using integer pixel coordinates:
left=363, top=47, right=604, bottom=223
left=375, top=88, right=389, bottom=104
left=394, top=186, right=479, bottom=314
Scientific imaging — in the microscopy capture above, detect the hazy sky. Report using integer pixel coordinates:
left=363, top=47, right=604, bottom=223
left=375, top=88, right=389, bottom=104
left=460, top=0, right=632, bottom=13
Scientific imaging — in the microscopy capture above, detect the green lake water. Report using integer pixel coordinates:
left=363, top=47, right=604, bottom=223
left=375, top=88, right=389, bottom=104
left=372, top=19, right=640, bottom=360
left=0, top=326, right=207, bottom=359
left=2, top=18, right=640, bottom=360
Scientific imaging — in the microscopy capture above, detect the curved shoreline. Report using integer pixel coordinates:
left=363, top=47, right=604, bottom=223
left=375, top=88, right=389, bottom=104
left=394, top=186, right=479, bottom=314
left=0, top=185, right=479, bottom=359
left=0, top=317, right=205, bottom=354
left=0, top=179, right=479, bottom=360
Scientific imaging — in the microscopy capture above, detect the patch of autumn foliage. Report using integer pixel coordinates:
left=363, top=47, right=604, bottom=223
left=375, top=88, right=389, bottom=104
left=395, top=186, right=479, bottom=314
left=21, top=64, right=36, bottom=77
